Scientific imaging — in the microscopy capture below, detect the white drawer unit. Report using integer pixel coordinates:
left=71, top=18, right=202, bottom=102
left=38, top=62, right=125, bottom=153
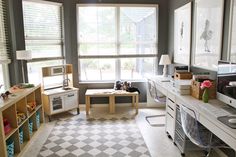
left=165, top=94, right=176, bottom=140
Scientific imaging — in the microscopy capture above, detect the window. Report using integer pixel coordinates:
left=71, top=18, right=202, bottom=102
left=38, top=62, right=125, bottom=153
left=78, top=5, right=158, bottom=81
left=23, top=0, right=64, bottom=84
left=0, top=0, right=10, bottom=90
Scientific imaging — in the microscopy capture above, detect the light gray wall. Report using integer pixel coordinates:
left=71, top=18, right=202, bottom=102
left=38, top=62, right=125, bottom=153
left=167, top=0, right=232, bottom=80
left=7, top=0, right=169, bottom=104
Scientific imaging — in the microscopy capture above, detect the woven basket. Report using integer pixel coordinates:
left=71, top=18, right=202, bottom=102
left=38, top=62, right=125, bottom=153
left=19, top=127, right=24, bottom=145
left=28, top=120, right=33, bottom=136
left=36, top=111, right=40, bottom=128
left=6, top=139, right=14, bottom=157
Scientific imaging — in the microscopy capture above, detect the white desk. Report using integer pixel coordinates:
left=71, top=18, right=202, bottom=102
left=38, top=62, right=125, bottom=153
left=152, top=76, right=236, bottom=151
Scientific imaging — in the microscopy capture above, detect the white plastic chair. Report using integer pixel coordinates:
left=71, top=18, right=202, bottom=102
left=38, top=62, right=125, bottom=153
left=180, top=105, right=231, bottom=157
left=145, top=79, right=166, bottom=127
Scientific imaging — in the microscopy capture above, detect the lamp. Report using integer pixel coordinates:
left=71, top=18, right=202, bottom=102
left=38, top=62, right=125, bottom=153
left=159, top=54, right=171, bottom=77
left=16, top=50, right=32, bottom=83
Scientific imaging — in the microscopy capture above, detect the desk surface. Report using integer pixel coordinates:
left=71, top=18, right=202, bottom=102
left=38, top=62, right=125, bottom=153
left=151, top=75, right=236, bottom=151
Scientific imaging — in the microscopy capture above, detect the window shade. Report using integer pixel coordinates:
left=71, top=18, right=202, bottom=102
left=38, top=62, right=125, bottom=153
left=23, top=1, right=63, bottom=59
left=0, top=0, right=10, bottom=64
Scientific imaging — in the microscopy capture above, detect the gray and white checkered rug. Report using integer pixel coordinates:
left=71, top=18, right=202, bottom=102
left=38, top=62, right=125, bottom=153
left=38, top=115, right=151, bottom=157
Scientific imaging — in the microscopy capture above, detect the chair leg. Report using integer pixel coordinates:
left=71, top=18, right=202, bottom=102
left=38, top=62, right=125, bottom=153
left=145, top=115, right=165, bottom=127
left=206, top=148, right=211, bottom=157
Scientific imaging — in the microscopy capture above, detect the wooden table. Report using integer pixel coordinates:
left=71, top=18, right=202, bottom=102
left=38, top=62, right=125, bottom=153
left=85, top=89, right=139, bottom=115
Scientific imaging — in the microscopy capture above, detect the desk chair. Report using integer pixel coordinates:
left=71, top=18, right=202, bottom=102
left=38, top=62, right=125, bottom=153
left=145, top=79, right=165, bottom=127
left=180, top=105, right=230, bottom=157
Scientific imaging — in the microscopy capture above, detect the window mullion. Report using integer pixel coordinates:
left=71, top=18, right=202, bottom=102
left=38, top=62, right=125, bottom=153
left=116, top=6, right=121, bottom=80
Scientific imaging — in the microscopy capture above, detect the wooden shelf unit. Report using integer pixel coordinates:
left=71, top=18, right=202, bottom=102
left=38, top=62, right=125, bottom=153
left=0, top=85, right=44, bottom=157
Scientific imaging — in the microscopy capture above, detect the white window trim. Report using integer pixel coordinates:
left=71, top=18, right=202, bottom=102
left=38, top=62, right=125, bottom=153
left=77, top=4, right=159, bottom=82
left=0, top=64, right=10, bottom=90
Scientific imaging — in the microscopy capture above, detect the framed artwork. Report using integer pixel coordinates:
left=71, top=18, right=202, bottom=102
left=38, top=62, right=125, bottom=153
left=192, top=0, right=224, bottom=70
left=230, top=0, right=236, bottom=62
left=174, top=2, right=192, bottom=65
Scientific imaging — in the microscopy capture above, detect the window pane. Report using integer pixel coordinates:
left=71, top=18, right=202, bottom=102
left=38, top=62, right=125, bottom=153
left=0, top=64, right=9, bottom=91
left=79, top=43, right=116, bottom=55
left=80, top=59, right=115, bottom=81
left=23, top=1, right=62, bottom=39
left=120, top=7, right=157, bottom=43
left=121, top=57, right=156, bottom=80
left=23, top=1, right=63, bottom=59
left=26, top=40, right=62, bottom=58
left=27, top=60, right=64, bottom=85
left=78, top=7, right=116, bottom=55
left=0, top=0, right=10, bottom=63
left=120, top=43, right=156, bottom=54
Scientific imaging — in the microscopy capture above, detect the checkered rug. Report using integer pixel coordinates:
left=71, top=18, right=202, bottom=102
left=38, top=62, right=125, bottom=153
left=38, top=115, right=151, bottom=157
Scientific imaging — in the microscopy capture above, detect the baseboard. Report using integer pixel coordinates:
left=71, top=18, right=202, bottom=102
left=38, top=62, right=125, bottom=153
left=80, top=102, right=146, bottom=107
left=79, top=103, right=166, bottom=111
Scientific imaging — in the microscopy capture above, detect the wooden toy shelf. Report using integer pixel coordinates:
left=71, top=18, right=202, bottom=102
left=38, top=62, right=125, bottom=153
left=0, top=85, right=44, bottom=157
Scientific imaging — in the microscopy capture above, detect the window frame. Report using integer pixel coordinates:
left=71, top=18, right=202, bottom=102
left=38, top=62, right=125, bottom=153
left=23, top=0, right=65, bottom=62
left=77, top=4, right=159, bottom=82
left=22, top=0, right=65, bottom=85
left=0, top=0, right=10, bottom=90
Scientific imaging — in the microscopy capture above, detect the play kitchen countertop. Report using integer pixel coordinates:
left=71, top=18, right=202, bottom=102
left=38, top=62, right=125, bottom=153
left=42, top=87, right=78, bottom=95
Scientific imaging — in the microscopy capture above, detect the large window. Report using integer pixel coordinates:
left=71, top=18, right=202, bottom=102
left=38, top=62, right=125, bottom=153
left=78, top=5, right=158, bottom=81
left=23, top=0, right=64, bottom=84
left=0, top=0, right=10, bottom=91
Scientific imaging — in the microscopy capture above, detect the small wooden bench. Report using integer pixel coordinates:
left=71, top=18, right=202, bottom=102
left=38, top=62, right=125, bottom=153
left=85, top=89, right=139, bottom=115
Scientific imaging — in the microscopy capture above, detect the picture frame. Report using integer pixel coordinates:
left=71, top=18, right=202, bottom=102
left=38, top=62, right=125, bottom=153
left=229, top=0, right=236, bottom=63
left=192, top=0, right=224, bottom=70
left=174, top=2, right=192, bottom=65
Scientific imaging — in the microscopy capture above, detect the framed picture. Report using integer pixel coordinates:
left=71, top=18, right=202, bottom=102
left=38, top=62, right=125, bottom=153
left=174, top=2, right=192, bottom=65
left=192, top=0, right=224, bottom=70
left=230, top=0, right=236, bottom=62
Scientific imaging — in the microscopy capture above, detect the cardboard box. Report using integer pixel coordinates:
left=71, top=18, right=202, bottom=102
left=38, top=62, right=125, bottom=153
left=175, top=72, right=193, bottom=80
left=191, top=80, right=216, bottom=99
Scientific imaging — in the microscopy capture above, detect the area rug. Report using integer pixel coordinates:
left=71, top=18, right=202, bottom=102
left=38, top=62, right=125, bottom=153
left=38, top=115, right=151, bottom=157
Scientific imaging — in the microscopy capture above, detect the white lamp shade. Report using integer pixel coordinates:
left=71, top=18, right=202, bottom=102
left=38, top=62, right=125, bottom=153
left=159, top=54, right=171, bottom=65
left=16, top=50, right=32, bottom=60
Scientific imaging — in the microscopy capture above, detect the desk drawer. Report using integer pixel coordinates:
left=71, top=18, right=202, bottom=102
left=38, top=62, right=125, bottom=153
left=176, top=106, right=181, bottom=123
left=166, top=112, right=175, bottom=138
left=167, top=105, right=175, bottom=117
left=174, top=131, right=185, bottom=153
left=167, top=92, right=175, bottom=102
left=175, top=120, right=185, bottom=139
left=167, top=98, right=175, bottom=111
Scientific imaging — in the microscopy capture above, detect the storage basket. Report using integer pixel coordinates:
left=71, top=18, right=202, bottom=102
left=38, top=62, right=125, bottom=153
left=19, top=127, right=24, bottom=145
left=6, top=138, right=14, bottom=157
left=28, top=120, right=33, bottom=136
left=174, top=72, right=193, bottom=80
left=191, top=80, right=216, bottom=99
left=36, top=111, right=40, bottom=128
